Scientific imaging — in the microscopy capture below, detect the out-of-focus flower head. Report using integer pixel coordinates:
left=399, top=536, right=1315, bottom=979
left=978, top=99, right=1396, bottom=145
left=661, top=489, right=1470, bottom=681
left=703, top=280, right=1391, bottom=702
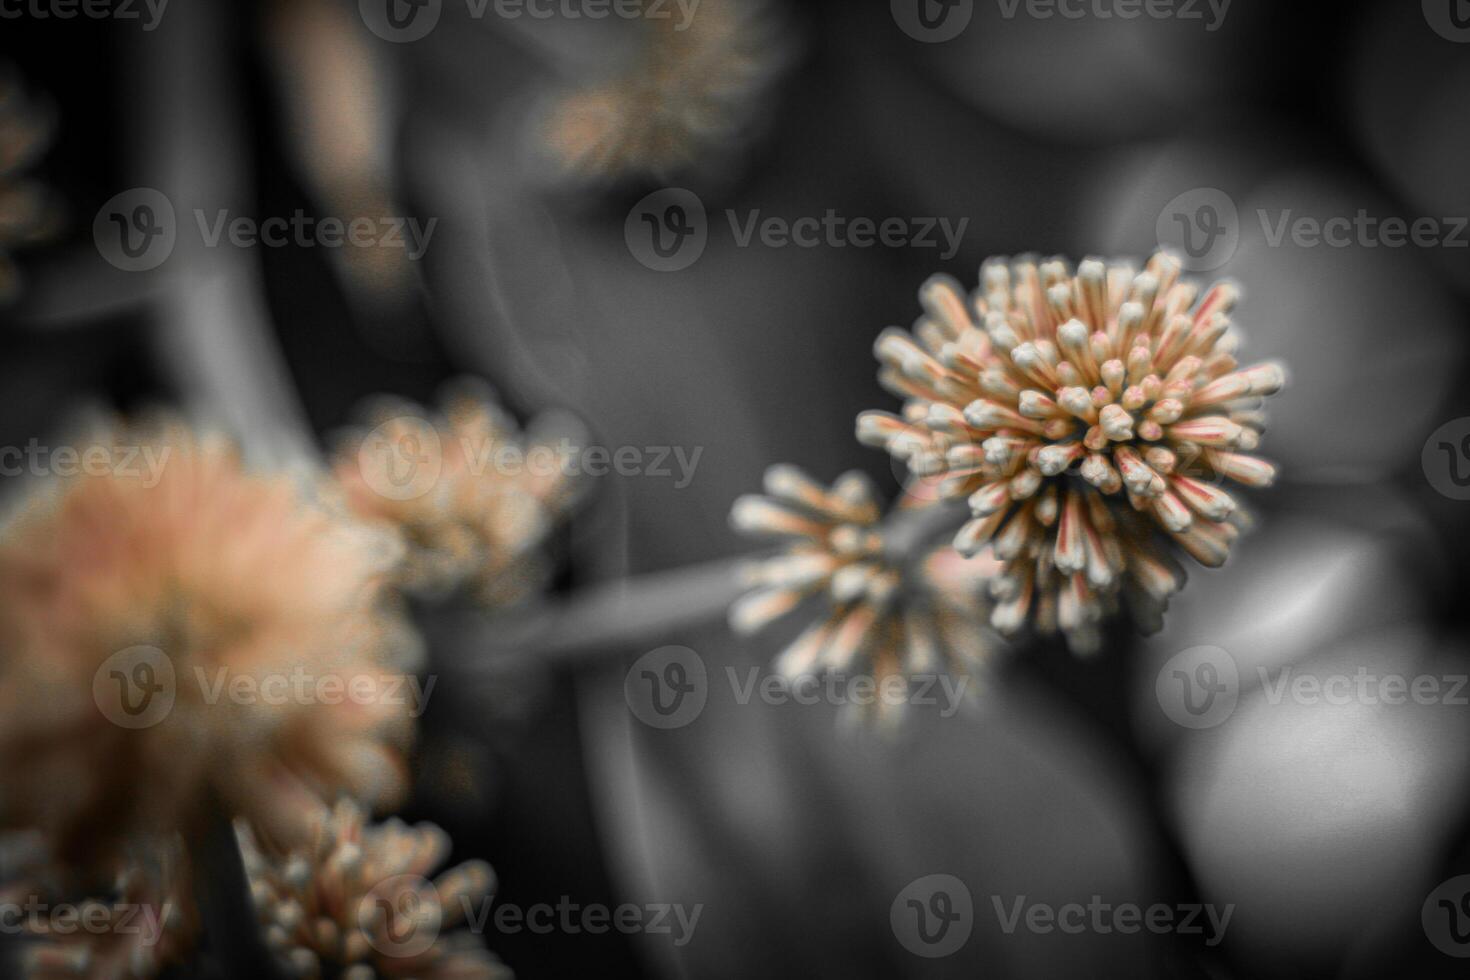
left=857, top=252, right=1286, bottom=653
left=3, top=836, right=196, bottom=980
left=729, top=465, right=1001, bottom=724
left=237, top=799, right=509, bottom=980
left=0, top=420, right=415, bottom=869
left=0, top=65, right=61, bottom=303
left=537, top=0, right=793, bottom=184
left=335, top=381, right=586, bottom=608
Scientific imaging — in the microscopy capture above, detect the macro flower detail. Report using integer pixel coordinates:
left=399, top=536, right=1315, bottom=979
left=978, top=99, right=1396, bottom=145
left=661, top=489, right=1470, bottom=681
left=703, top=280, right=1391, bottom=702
left=537, top=0, right=792, bottom=183
left=857, top=251, right=1286, bottom=652
left=237, top=800, right=509, bottom=980
left=0, top=65, right=61, bottom=303
left=0, top=422, right=415, bottom=868
left=336, top=383, right=585, bottom=608
left=729, top=465, right=1001, bottom=722
left=4, top=836, right=196, bottom=980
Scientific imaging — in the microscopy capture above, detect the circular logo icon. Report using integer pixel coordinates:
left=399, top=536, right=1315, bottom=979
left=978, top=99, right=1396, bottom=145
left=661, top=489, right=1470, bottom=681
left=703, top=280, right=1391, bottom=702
left=1155, top=187, right=1240, bottom=272
left=1155, top=645, right=1239, bottom=730
left=93, top=645, right=176, bottom=730
left=1422, top=418, right=1470, bottom=500
left=1424, top=0, right=1470, bottom=42
left=360, top=874, right=442, bottom=959
left=625, top=188, right=708, bottom=272
left=358, top=416, right=444, bottom=502
left=891, top=0, right=973, bottom=42
left=625, top=646, right=708, bottom=729
left=1423, top=875, right=1470, bottom=956
left=891, top=874, right=973, bottom=958
left=359, top=0, right=442, bottom=42
left=94, top=188, right=176, bottom=273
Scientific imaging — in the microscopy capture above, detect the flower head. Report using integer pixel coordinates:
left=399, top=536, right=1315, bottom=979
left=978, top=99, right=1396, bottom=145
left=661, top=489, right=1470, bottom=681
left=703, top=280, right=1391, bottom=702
left=0, top=65, right=61, bottom=302
left=537, top=0, right=792, bottom=183
left=729, top=466, right=1001, bottom=724
left=0, top=421, right=415, bottom=868
left=335, top=382, right=585, bottom=608
left=3, top=836, right=196, bottom=980
left=237, top=799, right=509, bottom=980
left=857, top=252, right=1285, bottom=651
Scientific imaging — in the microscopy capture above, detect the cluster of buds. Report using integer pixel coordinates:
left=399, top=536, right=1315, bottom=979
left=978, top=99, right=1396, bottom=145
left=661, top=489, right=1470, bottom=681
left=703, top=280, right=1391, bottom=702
left=335, top=382, right=585, bottom=608
left=537, top=0, right=792, bottom=182
left=237, top=800, right=508, bottom=980
left=858, top=251, right=1284, bottom=651
left=729, top=465, right=1000, bottom=723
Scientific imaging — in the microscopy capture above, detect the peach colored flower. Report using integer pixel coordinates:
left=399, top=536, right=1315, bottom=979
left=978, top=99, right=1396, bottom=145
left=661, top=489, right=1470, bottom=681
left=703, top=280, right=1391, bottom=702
left=730, top=466, right=1001, bottom=724
left=858, top=252, right=1285, bottom=652
left=237, top=800, right=508, bottom=980
left=0, top=421, right=414, bottom=869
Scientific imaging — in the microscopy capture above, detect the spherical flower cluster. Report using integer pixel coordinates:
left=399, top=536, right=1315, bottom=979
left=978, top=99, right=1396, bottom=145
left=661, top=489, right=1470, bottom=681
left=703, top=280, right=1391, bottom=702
left=729, top=465, right=1001, bottom=722
left=0, top=422, right=415, bottom=868
left=4, top=837, right=196, bottom=980
left=237, top=800, right=508, bottom=980
left=857, top=251, right=1285, bottom=651
left=0, top=66, right=60, bottom=302
left=537, top=0, right=792, bottom=183
left=335, top=383, right=585, bottom=608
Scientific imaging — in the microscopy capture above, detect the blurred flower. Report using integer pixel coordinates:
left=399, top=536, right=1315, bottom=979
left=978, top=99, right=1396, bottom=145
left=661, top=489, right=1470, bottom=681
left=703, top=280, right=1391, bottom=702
left=857, top=252, right=1285, bottom=652
left=237, top=799, right=508, bottom=980
left=335, top=382, right=585, bottom=608
left=3, top=837, right=196, bottom=980
left=0, top=65, right=60, bottom=303
left=536, top=0, right=792, bottom=183
left=729, top=465, right=1001, bottom=724
left=0, top=421, right=415, bottom=869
